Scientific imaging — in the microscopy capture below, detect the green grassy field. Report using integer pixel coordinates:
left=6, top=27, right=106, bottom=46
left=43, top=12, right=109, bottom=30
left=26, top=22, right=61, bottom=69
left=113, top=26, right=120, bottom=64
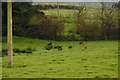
left=2, top=37, right=118, bottom=78
left=41, top=9, right=78, bottom=17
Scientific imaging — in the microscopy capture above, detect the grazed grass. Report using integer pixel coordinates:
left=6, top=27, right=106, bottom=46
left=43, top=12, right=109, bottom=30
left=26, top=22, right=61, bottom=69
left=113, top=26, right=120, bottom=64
left=2, top=37, right=118, bottom=78
left=41, top=9, right=78, bottom=17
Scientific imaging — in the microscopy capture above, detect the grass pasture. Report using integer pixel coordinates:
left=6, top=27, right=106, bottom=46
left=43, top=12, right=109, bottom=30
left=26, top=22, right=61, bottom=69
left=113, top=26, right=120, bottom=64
left=2, top=37, right=118, bottom=78
left=41, top=9, right=78, bottom=17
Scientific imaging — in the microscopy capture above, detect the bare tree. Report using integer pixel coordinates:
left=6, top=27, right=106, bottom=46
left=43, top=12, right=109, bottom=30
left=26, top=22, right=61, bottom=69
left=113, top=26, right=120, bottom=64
left=101, top=2, right=118, bottom=39
left=76, top=2, right=86, bottom=40
left=57, top=0, right=60, bottom=20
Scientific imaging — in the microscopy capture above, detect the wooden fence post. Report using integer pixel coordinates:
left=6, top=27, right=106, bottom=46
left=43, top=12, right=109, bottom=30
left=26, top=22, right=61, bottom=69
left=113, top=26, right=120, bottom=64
left=7, top=0, right=13, bottom=67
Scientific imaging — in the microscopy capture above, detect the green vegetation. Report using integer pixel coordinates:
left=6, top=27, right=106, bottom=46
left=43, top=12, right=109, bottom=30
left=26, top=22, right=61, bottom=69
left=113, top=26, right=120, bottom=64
left=2, top=2, right=119, bottom=40
left=40, top=9, right=77, bottom=35
left=2, top=37, right=118, bottom=78
left=2, top=2, right=119, bottom=78
left=40, top=7, right=118, bottom=40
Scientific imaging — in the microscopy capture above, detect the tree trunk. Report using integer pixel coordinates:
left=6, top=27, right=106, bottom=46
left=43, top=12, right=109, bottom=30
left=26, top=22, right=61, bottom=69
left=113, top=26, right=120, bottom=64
left=57, top=0, right=60, bottom=19
left=7, top=0, right=13, bottom=68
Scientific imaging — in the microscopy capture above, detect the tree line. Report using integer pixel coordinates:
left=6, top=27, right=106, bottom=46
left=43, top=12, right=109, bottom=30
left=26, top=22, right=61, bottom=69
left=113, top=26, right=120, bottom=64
left=2, top=2, right=120, bottom=41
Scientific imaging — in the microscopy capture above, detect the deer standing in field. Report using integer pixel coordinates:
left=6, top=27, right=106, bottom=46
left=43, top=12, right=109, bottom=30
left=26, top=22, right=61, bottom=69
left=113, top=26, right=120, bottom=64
left=79, top=41, right=87, bottom=50
left=79, top=41, right=84, bottom=45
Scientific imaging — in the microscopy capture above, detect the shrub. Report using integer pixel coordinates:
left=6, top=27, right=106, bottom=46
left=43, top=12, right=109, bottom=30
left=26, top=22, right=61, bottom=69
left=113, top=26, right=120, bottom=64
left=36, top=16, right=64, bottom=40
left=45, top=45, right=53, bottom=50
left=1, top=49, right=7, bottom=57
left=45, top=43, right=53, bottom=50
left=13, top=48, right=21, bottom=53
left=19, top=16, right=65, bottom=40
left=13, top=47, right=36, bottom=54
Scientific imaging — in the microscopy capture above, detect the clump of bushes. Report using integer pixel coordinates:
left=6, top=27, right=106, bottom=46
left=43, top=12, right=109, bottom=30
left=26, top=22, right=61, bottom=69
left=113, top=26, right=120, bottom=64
left=45, top=42, right=53, bottom=50
left=1, top=47, right=36, bottom=57
left=68, top=46, right=72, bottom=49
left=36, top=16, right=64, bottom=40
left=13, top=15, right=65, bottom=40
left=54, top=46, right=63, bottom=50
left=45, top=42, right=63, bottom=51
left=76, top=4, right=118, bottom=40
left=1, top=49, right=7, bottom=57
left=13, top=47, right=36, bottom=54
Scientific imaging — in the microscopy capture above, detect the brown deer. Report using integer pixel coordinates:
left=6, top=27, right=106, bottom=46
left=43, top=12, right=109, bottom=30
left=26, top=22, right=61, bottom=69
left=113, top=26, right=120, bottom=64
left=79, top=41, right=84, bottom=45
